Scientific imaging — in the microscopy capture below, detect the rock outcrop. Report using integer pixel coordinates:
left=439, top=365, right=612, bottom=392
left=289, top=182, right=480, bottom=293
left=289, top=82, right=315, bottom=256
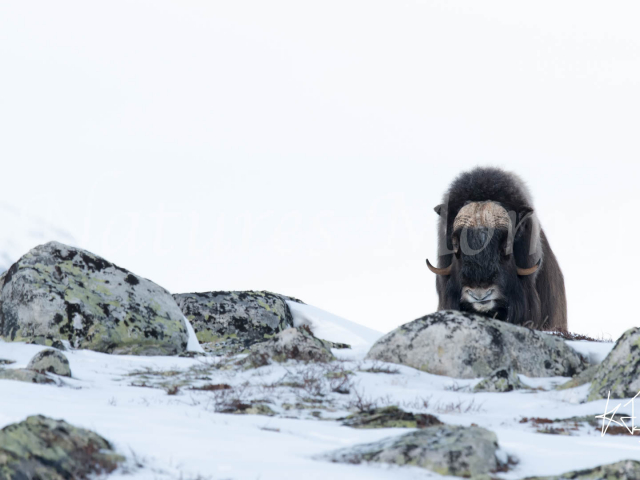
left=367, top=310, right=587, bottom=379
left=0, top=415, right=124, bottom=478
left=325, top=424, right=509, bottom=477
left=588, top=327, right=640, bottom=401
left=174, top=291, right=295, bottom=355
left=0, top=242, right=188, bottom=355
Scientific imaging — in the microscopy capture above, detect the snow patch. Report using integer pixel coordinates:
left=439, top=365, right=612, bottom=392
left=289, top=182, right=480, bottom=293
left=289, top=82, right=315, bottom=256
left=566, top=340, right=614, bottom=365
left=287, top=301, right=384, bottom=359
left=183, top=315, right=204, bottom=353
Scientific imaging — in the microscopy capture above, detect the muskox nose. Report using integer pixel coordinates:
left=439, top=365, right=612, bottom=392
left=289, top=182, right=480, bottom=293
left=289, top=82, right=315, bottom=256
left=466, top=288, right=494, bottom=302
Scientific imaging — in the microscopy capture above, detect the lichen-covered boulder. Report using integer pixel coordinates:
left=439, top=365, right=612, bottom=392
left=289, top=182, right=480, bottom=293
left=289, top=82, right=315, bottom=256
left=588, top=328, right=640, bottom=401
left=523, top=460, right=640, bottom=479
left=0, top=241, right=188, bottom=355
left=474, top=367, right=527, bottom=393
left=0, top=415, right=124, bottom=478
left=367, top=310, right=587, bottom=379
left=0, top=368, right=55, bottom=384
left=341, top=406, right=442, bottom=429
left=27, top=349, right=71, bottom=377
left=242, top=327, right=334, bottom=368
left=173, top=290, right=294, bottom=355
left=325, top=424, right=509, bottom=477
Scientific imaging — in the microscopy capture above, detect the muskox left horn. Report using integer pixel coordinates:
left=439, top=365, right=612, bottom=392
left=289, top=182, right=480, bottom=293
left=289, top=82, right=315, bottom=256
left=516, top=259, right=541, bottom=276
left=426, top=259, right=452, bottom=275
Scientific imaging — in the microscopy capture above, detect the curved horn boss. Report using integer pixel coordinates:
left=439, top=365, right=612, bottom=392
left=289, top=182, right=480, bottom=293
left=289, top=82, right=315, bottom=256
left=426, top=167, right=567, bottom=330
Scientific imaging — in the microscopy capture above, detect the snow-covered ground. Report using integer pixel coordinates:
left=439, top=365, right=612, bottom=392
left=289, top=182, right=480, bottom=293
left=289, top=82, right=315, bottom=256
left=0, top=303, right=636, bottom=479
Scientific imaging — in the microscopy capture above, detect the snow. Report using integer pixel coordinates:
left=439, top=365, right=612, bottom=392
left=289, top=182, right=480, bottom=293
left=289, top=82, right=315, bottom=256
left=182, top=315, right=205, bottom=354
left=288, top=301, right=384, bottom=359
left=0, top=304, right=638, bottom=479
left=566, top=339, right=615, bottom=365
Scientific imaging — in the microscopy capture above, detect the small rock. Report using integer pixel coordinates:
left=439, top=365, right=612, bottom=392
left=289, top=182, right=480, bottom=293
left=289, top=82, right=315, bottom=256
left=27, top=349, right=71, bottom=377
left=51, top=339, right=67, bottom=351
left=523, top=460, right=640, bottom=479
left=0, top=368, right=55, bottom=384
left=325, top=424, right=510, bottom=477
left=474, top=367, right=527, bottom=393
left=219, top=401, right=275, bottom=416
left=173, top=290, right=295, bottom=355
left=242, top=327, right=334, bottom=368
left=588, top=328, right=640, bottom=401
left=0, top=415, right=124, bottom=478
left=341, top=406, right=442, bottom=429
left=367, top=310, right=587, bottom=379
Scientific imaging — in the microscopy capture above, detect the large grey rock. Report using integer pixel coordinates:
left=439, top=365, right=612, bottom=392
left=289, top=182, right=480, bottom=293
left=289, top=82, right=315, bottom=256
left=367, top=310, right=587, bottom=379
left=0, top=241, right=188, bottom=355
left=0, top=415, right=124, bottom=479
left=27, top=349, right=71, bottom=377
left=523, top=460, right=640, bottom=479
left=242, top=327, right=334, bottom=368
left=173, top=290, right=294, bottom=355
left=588, top=328, right=640, bottom=401
left=325, top=424, right=508, bottom=477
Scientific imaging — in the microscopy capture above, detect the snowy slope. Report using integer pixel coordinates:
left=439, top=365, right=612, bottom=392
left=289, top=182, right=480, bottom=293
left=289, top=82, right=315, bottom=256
left=288, top=300, right=384, bottom=359
left=0, top=304, right=635, bottom=480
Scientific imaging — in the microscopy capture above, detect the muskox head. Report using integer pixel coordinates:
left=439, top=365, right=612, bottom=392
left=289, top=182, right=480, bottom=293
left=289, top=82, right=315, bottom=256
left=426, top=201, right=539, bottom=321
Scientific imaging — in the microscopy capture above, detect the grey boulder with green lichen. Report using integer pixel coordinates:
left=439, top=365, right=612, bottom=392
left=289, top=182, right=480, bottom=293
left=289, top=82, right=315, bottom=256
left=173, top=290, right=295, bottom=355
left=0, top=241, right=188, bottom=355
left=0, top=415, right=124, bottom=479
left=523, top=460, right=640, bottom=479
left=325, top=424, right=509, bottom=477
left=588, top=327, right=640, bottom=401
left=367, top=310, right=588, bottom=379
left=242, top=327, right=334, bottom=368
left=27, top=349, right=71, bottom=377
left=474, top=367, right=527, bottom=393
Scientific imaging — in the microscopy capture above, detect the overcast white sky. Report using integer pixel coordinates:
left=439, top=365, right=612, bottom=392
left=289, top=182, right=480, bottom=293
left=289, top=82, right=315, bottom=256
left=1, top=1, right=639, bottom=339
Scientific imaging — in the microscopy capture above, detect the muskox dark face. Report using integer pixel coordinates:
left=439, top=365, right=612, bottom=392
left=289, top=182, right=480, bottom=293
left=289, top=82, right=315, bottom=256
left=453, top=227, right=513, bottom=320
left=427, top=201, right=540, bottom=324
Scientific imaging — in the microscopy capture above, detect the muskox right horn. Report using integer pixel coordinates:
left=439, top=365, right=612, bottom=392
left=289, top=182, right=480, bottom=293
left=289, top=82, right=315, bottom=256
left=426, top=259, right=452, bottom=275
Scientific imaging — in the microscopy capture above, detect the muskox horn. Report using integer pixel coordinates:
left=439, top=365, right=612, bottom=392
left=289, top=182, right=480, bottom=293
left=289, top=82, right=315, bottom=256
left=516, top=259, right=541, bottom=276
left=426, top=259, right=452, bottom=275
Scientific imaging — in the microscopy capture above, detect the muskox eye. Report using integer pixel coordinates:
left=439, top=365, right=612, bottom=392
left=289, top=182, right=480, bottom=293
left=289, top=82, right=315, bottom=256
left=451, top=236, right=460, bottom=254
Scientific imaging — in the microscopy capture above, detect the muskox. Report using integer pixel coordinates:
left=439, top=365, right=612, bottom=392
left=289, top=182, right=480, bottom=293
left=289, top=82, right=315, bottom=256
left=426, top=167, right=567, bottom=331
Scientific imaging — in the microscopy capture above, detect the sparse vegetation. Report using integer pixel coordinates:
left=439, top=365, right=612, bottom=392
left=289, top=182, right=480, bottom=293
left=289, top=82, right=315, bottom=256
left=547, top=329, right=613, bottom=342
left=357, top=361, right=400, bottom=375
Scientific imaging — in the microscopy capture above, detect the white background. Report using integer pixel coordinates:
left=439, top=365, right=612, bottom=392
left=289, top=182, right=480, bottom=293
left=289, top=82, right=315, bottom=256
left=1, top=1, right=638, bottom=338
